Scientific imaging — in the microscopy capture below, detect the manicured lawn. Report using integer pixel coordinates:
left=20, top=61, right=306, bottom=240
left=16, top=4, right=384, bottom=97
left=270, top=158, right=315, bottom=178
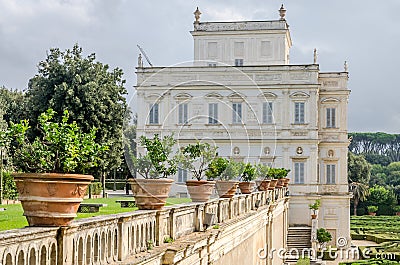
left=0, top=197, right=191, bottom=231
left=351, top=216, right=400, bottom=242
left=350, top=216, right=400, bottom=262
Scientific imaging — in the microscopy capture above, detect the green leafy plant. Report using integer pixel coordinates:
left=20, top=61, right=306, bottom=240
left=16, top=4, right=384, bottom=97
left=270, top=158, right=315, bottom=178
left=267, top=167, right=290, bottom=179
left=205, top=157, right=229, bottom=181
left=178, top=142, right=217, bottom=181
left=218, top=159, right=240, bottom=181
left=147, top=240, right=154, bottom=250
left=213, top=224, right=220, bottom=229
left=296, top=257, right=310, bottom=265
left=367, top=205, right=378, bottom=213
left=2, top=172, right=18, bottom=200
left=309, top=199, right=321, bottom=214
left=163, top=236, right=174, bottom=243
left=317, top=228, right=332, bottom=245
left=134, top=134, right=177, bottom=179
left=240, top=163, right=257, bottom=182
left=393, top=205, right=400, bottom=212
left=85, top=182, right=103, bottom=196
left=9, top=108, right=108, bottom=173
left=256, top=164, right=270, bottom=179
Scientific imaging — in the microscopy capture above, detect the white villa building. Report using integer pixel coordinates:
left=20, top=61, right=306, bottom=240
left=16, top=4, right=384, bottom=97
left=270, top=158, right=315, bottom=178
left=135, top=6, right=351, bottom=245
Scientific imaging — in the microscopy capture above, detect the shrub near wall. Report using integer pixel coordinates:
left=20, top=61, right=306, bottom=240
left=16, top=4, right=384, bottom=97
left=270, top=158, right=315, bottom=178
left=85, top=182, right=103, bottom=196
left=2, top=172, right=18, bottom=200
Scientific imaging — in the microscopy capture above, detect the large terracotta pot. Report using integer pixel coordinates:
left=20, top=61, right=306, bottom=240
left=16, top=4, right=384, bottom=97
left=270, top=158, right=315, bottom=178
left=215, top=181, right=239, bottom=198
left=13, top=173, right=93, bottom=226
left=269, top=179, right=278, bottom=190
left=186, top=180, right=215, bottom=202
left=396, top=212, right=400, bottom=216
left=368, top=212, right=376, bottom=216
left=255, top=179, right=271, bottom=191
left=129, top=178, right=174, bottom=210
left=283, top=178, right=290, bottom=187
left=276, top=178, right=285, bottom=188
left=239, top=182, right=255, bottom=194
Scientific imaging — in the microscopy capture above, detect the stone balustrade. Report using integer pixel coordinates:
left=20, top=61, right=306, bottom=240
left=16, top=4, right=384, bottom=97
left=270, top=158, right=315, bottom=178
left=0, top=188, right=288, bottom=265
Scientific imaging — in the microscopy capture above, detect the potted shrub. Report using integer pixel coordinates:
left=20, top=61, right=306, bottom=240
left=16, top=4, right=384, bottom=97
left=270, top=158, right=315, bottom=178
left=394, top=205, right=400, bottom=216
left=238, top=163, right=257, bottom=194
left=206, top=158, right=239, bottom=198
left=367, top=205, right=378, bottom=216
left=267, top=168, right=290, bottom=188
left=8, top=109, right=107, bottom=226
left=131, top=134, right=177, bottom=210
left=178, top=142, right=217, bottom=202
left=255, top=164, right=271, bottom=191
left=309, top=199, right=321, bottom=219
left=316, top=228, right=332, bottom=250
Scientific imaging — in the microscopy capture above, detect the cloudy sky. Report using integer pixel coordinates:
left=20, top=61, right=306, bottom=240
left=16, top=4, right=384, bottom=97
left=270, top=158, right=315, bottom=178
left=1, top=0, right=399, bottom=133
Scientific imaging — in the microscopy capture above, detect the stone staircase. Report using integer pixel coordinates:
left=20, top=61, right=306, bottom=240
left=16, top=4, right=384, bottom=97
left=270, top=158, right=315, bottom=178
left=284, top=227, right=323, bottom=264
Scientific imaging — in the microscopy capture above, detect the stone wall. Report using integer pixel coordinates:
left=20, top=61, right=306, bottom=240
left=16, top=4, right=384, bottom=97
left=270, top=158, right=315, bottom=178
left=0, top=188, right=288, bottom=265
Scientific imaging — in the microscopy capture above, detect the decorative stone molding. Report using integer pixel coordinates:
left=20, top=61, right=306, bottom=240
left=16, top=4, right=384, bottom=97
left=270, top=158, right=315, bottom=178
left=174, top=93, right=193, bottom=101
left=194, top=21, right=287, bottom=32
left=204, top=92, right=223, bottom=99
left=289, top=91, right=310, bottom=99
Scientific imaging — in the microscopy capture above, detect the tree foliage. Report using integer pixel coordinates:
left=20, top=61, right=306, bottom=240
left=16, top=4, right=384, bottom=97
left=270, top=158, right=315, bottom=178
left=348, top=151, right=371, bottom=183
left=25, top=44, right=127, bottom=175
left=0, top=87, right=26, bottom=124
left=349, top=132, right=400, bottom=164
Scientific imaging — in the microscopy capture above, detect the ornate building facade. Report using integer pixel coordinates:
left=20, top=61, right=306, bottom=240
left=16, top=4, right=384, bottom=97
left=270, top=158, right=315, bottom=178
left=136, top=6, right=351, bottom=245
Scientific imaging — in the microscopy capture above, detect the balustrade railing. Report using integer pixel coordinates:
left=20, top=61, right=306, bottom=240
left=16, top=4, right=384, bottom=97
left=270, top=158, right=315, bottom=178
left=0, top=188, right=287, bottom=265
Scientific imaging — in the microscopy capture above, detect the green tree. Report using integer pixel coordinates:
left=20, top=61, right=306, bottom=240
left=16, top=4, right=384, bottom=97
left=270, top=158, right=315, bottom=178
left=350, top=181, right=370, bottom=216
left=0, top=87, right=26, bottom=124
left=25, top=44, right=127, bottom=176
left=368, top=185, right=397, bottom=207
left=348, top=152, right=371, bottom=183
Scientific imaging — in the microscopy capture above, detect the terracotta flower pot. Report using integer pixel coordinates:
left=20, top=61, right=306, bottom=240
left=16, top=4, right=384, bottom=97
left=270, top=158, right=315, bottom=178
left=255, top=179, right=271, bottom=191
left=186, top=180, right=215, bottom=202
left=283, top=178, right=290, bottom=187
left=368, top=212, right=376, bottom=216
left=396, top=212, right=400, bottom=216
left=13, top=173, right=93, bottom=226
left=268, top=179, right=278, bottom=190
left=215, top=181, right=239, bottom=198
left=238, top=182, right=255, bottom=194
left=276, top=178, right=285, bottom=188
left=129, top=178, right=174, bottom=210
left=311, top=214, right=317, bottom=219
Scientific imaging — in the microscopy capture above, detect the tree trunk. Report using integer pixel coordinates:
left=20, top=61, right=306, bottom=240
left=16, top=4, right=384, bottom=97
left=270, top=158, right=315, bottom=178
left=353, top=200, right=358, bottom=216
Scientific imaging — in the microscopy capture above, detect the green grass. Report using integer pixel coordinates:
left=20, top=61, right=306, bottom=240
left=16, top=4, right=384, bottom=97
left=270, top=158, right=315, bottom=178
left=351, top=216, right=400, bottom=242
left=0, top=197, right=191, bottom=231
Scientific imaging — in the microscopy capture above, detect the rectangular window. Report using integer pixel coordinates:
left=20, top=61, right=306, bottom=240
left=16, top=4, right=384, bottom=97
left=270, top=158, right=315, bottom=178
left=178, top=168, right=188, bottom=183
left=261, top=41, right=272, bottom=57
left=178, top=103, right=188, bottom=124
left=207, top=42, right=217, bottom=58
left=326, top=164, right=336, bottom=184
left=208, top=62, right=217, bottom=67
left=235, top=59, right=244, bottom=66
left=294, top=162, right=305, bottom=184
left=263, top=102, right=273, bottom=124
left=149, top=103, right=159, bottom=124
left=234, top=42, right=244, bottom=57
left=232, top=102, right=242, bottom=123
left=208, top=103, right=218, bottom=124
left=294, top=102, right=305, bottom=124
left=326, top=108, right=336, bottom=128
